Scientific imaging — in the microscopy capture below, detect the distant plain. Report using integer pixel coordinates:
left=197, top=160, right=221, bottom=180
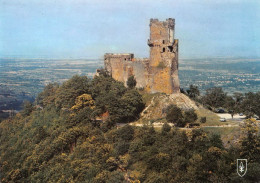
left=0, top=58, right=259, bottom=112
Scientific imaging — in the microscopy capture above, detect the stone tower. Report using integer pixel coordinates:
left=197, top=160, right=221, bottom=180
left=103, top=18, right=180, bottom=94
left=147, top=18, right=180, bottom=93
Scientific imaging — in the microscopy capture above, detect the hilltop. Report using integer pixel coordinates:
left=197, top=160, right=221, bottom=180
left=0, top=73, right=260, bottom=182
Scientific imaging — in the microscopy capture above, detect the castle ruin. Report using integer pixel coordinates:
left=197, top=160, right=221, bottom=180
left=104, top=18, right=180, bottom=94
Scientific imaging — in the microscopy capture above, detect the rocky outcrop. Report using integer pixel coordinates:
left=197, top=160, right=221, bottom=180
left=141, top=93, right=199, bottom=120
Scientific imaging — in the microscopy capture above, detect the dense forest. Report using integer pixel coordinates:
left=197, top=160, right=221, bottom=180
left=0, top=71, right=260, bottom=182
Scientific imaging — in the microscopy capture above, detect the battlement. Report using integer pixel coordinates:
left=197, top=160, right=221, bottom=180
left=132, top=58, right=149, bottom=62
left=150, top=18, right=175, bottom=28
left=166, top=18, right=175, bottom=27
left=149, top=18, right=175, bottom=46
left=104, top=53, right=134, bottom=60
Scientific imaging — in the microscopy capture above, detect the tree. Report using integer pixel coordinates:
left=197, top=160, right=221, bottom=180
left=161, top=123, right=171, bottom=135
left=186, top=85, right=200, bottom=99
left=127, top=75, right=137, bottom=89
left=233, top=92, right=244, bottom=112
left=120, top=89, right=145, bottom=122
left=202, top=87, right=227, bottom=108
left=91, top=74, right=126, bottom=106
left=114, top=141, right=130, bottom=155
left=209, top=134, right=223, bottom=149
left=166, top=105, right=185, bottom=127
left=92, top=74, right=144, bottom=123
left=71, top=94, right=95, bottom=111
left=255, top=92, right=260, bottom=117
left=55, top=75, right=91, bottom=109
left=36, top=83, right=59, bottom=107
left=184, top=109, right=198, bottom=124
left=232, top=119, right=260, bottom=182
left=97, top=68, right=111, bottom=77
left=21, top=101, right=34, bottom=117
left=180, top=88, right=187, bottom=95
left=239, top=119, right=260, bottom=162
left=240, top=92, right=260, bottom=118
left=116, top=124, right=134, bottom=141
left=224, top=96, right=235, bottom=118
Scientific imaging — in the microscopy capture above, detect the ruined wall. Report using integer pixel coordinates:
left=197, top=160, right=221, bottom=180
left=104, top=54, right=149, bottom=88
left=103, top=18, right=180, bottom=94
left=104, top=53, right=134, bottom=83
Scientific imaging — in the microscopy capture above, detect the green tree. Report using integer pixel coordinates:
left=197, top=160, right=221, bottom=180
left=92, top=74, right=144, bottom=123
left=209, top=133, right=223, bottom=149
left=229, top=119, right=260, bottom=182
left=55, top=75, right=91, bottom=109
left=91, top=74, right=126, bottom=119
left=200, top=117, right=206, bottom=123
left=166, top=105, right=185, bottom=127
left=97, top=68, right=111, bottom=77
left=71, top=94, right=95, bottom=111
left=239, top=119, right=260, bottom=162
left=187, top=85, right=200, bottom=99
left=116, top=124, right=134, bottom=141
left=202, top=87, right=227, bottom=108
left=127, top=75, right=137, bottom=89
left=120, top=89, right=145, bottom=122
left=36, top=83, right=59, bottom=107
left=161, top=122, right=171, bottom=135
left=240, top=92, right=260, bottom=118
left=114, top=141, right=130, bottom=156
left=224, top=96, right=235, bottom=118
left=21, top=101, right=34, bottom=117
left=184, top=109, right=198, bottom=124
left=233, top=92, right=244, bottom=112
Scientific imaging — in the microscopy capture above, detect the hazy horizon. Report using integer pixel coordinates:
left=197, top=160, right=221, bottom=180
left=1, top=0, right=260, bottom=59
left=1, top=56, right=260, bottom=60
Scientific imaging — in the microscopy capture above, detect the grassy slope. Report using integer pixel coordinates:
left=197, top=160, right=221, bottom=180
left=137, top=91, right=242, bottom=144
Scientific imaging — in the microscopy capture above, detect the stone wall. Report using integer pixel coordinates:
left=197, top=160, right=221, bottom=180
left=104, top=53, right=149, bottom=88
left=103, top=18, right=180, bottom=94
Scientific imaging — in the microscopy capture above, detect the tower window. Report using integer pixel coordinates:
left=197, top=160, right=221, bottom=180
left=168, top=46, right=173, bottom=52
left=162, top=40, right=165, bottom=44
left=162, top=48, right=166, bottom=52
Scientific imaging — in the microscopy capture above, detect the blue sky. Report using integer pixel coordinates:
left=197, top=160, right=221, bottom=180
left=0, top=0, right=260, bottom=59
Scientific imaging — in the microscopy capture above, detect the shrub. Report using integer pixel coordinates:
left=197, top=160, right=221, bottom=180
left=200, top=117, right=207, bottom=123
left=127, top=75, right=137, bottom=89
left=114, top=141, right=130, bottom=156
left=184, top=109, right=198, bottom=124
left=157, top=62, right=166, bottom=69
left=116, top=124, right=134, bottom=141
left=166, top=105, right=186, bottom=127
left=162, top=123, right=171, bottom=134
left=21, top=101, right=34, bottom=117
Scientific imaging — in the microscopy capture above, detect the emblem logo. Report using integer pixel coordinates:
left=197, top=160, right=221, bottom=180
left=237, top=159, right=247, bottom=177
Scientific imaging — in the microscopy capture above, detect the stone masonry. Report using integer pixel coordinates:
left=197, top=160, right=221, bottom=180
left=104, top=18, right=180, bottom=94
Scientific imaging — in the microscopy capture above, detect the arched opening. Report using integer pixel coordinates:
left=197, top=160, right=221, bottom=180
left=162, top=47, right=166, bottom=52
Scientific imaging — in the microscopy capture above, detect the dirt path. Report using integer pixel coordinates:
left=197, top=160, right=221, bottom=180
left=125, top=122, right=240, bottom=129
left=216, top=113, right=246, bottom=121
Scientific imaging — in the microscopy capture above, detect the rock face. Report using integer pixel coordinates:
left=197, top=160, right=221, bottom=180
left=104, top=18, right=180, bottom=94
left=141, top=93, right=199, bottom=120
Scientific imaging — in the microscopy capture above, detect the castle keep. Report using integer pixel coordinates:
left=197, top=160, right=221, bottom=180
left=104, top=18, right=180, bottom=94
